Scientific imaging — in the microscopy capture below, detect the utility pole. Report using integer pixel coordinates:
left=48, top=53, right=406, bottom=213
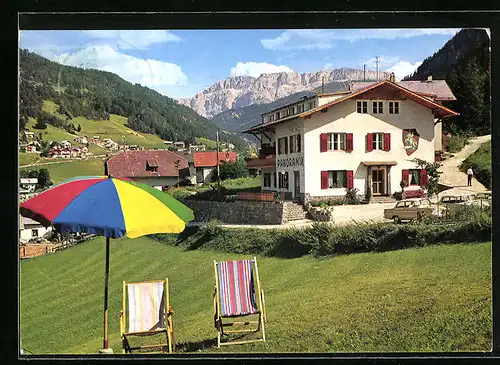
left=375, top=56, right=380, bottom=81
left=321, top=76, right=325, bottom=93
left=363, top=64, right=366, bottom=82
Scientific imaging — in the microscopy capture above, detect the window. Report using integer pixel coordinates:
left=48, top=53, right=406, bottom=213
left=289, top=134, right=301, bottom=153
left=263, top=173, right=271, bottom=187
left=409, top=169, right=421, bottom=185
left=278, top=137, right=288, bottom=155
left=327, top=133, right=346, bottom=151
left=372, top=133, right=384, bottom=150
left=278, top=172, right=289, bottom=189
left=372, top=101, right=384, bottom=114
left=297, top=104, right=304, bottom=113
left=389, top=101, right=400, bottom=114
left=31, top=229, right=38, bottom=237
left=196, top=167, right=204, bottom=183
left=357, top=101, right=368, bottom=113
left=328, top=170, right=347, bottom=188
left=275, top=111, right=280, bottom=120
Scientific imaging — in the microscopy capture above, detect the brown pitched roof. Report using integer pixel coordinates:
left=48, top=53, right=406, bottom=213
left=351, top=80, right=456, bottom=101
left=193, top=151, right=237, bottom=167
left=244, top=80, right=459, bottom=133
left=106, top=150, right=188, bottom=178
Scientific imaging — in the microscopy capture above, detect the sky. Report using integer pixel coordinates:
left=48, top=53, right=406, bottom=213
left=19, top=29, right=464, bottom=100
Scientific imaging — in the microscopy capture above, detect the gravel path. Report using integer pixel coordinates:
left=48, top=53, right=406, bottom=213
left=438, top=135, right=490, bottom=197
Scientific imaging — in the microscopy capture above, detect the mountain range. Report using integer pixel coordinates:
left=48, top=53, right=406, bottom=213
left=178, top=68, right=391, bottom=118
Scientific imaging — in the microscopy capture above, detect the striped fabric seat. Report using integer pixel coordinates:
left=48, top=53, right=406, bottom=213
left=127, top=281, right=166, bottom=333
left=217, top=260, right=258, bottom=317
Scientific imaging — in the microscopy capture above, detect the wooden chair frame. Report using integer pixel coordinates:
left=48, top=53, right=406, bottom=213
left=213, top=257, right=267, bottom=347
left=119, top=279, right=175, bottom=354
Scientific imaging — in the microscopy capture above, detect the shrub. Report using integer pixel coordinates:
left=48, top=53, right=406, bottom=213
left=344, top=188, right=360, bottom=205
left=446, top=135, right=469, bottom=153
left=150, top=213, right=491, bottom=259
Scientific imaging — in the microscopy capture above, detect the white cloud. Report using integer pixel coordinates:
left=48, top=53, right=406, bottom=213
left=386, top=61, right=423, bottom=80
left=230, top=61, right=294, bottom=77
left=261, top=28, right=459, bottom=51
left=84, top=30, right=182, bottom=50
left=53, top=45, right=187, bottom=90
left=323, top=63, right=333, bottom=70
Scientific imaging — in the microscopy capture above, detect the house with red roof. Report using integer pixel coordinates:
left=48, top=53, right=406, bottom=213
left=193, top=151, right=237, bottom=184
left=243, top=75, right=458, bottom=202
left=105, top=150, right=190, bottom=189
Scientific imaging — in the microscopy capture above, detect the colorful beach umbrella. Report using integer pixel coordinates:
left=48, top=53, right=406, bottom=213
left=20, top=175, right=194, bottom=350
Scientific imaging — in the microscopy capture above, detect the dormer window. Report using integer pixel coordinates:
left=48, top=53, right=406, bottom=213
left=146, top=159, right=159, bottom=172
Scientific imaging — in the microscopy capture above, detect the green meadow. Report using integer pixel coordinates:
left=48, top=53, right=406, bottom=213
left=20, top=237, right=491, bottom=354
left=19, top=158, right=106, bottom=184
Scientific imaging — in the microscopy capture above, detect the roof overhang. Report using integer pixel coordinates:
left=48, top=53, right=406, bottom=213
left=362, top=161, right=398, bottom=166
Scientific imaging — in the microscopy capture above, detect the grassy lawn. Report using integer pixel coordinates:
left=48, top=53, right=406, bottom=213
left=460, top=141, right=491, bottom=190
left=26, top=117, right=76, bottom=142
left=19, top=158, right=106, bottom=184
left=195, top=137, right=217, bottom=149
left=19, top=152, right=40, bottom=166
left=20, top=238, right=491, bottom=354
left=72, top=114, right=166, bottom=149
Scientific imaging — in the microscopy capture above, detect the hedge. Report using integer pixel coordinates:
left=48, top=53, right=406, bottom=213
left=150, top=207, right=491, bottom=258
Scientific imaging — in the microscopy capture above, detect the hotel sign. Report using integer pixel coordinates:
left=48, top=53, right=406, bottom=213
left=277, top=155, right=304, bottom=168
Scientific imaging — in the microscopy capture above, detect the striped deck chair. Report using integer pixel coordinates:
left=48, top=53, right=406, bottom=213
left=119, top=279, right=174, bottom=354
left=213, top=257, right=267, bottom=347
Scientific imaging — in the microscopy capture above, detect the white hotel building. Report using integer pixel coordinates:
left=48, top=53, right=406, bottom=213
left=244, top=77, right=458, bottom=202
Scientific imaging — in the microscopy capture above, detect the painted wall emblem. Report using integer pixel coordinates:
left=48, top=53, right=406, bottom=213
left=402, top=129, right=419, bottom=156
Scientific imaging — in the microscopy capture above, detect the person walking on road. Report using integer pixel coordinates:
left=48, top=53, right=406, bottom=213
left=467, top=167, right=474, bottom=186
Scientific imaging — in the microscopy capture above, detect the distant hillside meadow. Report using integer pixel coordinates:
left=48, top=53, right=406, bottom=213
left=18, top=49, right=247, bottom=149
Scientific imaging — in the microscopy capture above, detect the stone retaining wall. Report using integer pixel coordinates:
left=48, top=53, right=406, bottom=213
left=184, top=200, right=285, bottom=225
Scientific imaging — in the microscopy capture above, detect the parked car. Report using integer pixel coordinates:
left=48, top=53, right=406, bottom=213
left=438, top=195, right=474, bottom=206
left=383, top=198, right=440, bottom=224
left=474, top=191, right=492, bottom=200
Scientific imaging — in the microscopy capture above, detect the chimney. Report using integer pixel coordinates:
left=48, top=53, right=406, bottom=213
left=427, top=75, right=433, bottom=82
left=389, top=72, right=395, bottom=83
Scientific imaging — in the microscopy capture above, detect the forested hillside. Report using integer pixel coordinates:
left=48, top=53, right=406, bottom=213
left=18, top=50, right=246, bottom=148
left=404, top=29, right=490, bottom=136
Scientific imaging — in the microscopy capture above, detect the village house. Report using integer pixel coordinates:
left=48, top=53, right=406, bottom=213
left=19, top=178, right=38, bottom=194
left=60, top=140, right=72, bottom=149
left=193, top=151, right=237, bottom=184
left=75, top=135, right=88, bottom=144
left=19, top=215, right=52, bottom=244
left=243, top=76, right=458, bottom=202
left=105, top=150, right=191, bottom=190
left=188, top=144, right=207, bottom=152
left=24, top=131, right=35, bottom=140
left=173, top=141, right=186, bottom=151
left=20, top=141, right=40, bottom=154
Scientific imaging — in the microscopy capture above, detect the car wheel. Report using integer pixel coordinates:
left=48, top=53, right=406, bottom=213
left=393, top=216, right=401, bottom=224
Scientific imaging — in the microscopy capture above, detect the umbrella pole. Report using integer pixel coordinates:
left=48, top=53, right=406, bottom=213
left=103, top=236, right=110, bottom=349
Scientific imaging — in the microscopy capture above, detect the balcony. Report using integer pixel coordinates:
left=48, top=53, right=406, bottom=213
left=259, top=144, right=276, bottom=158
